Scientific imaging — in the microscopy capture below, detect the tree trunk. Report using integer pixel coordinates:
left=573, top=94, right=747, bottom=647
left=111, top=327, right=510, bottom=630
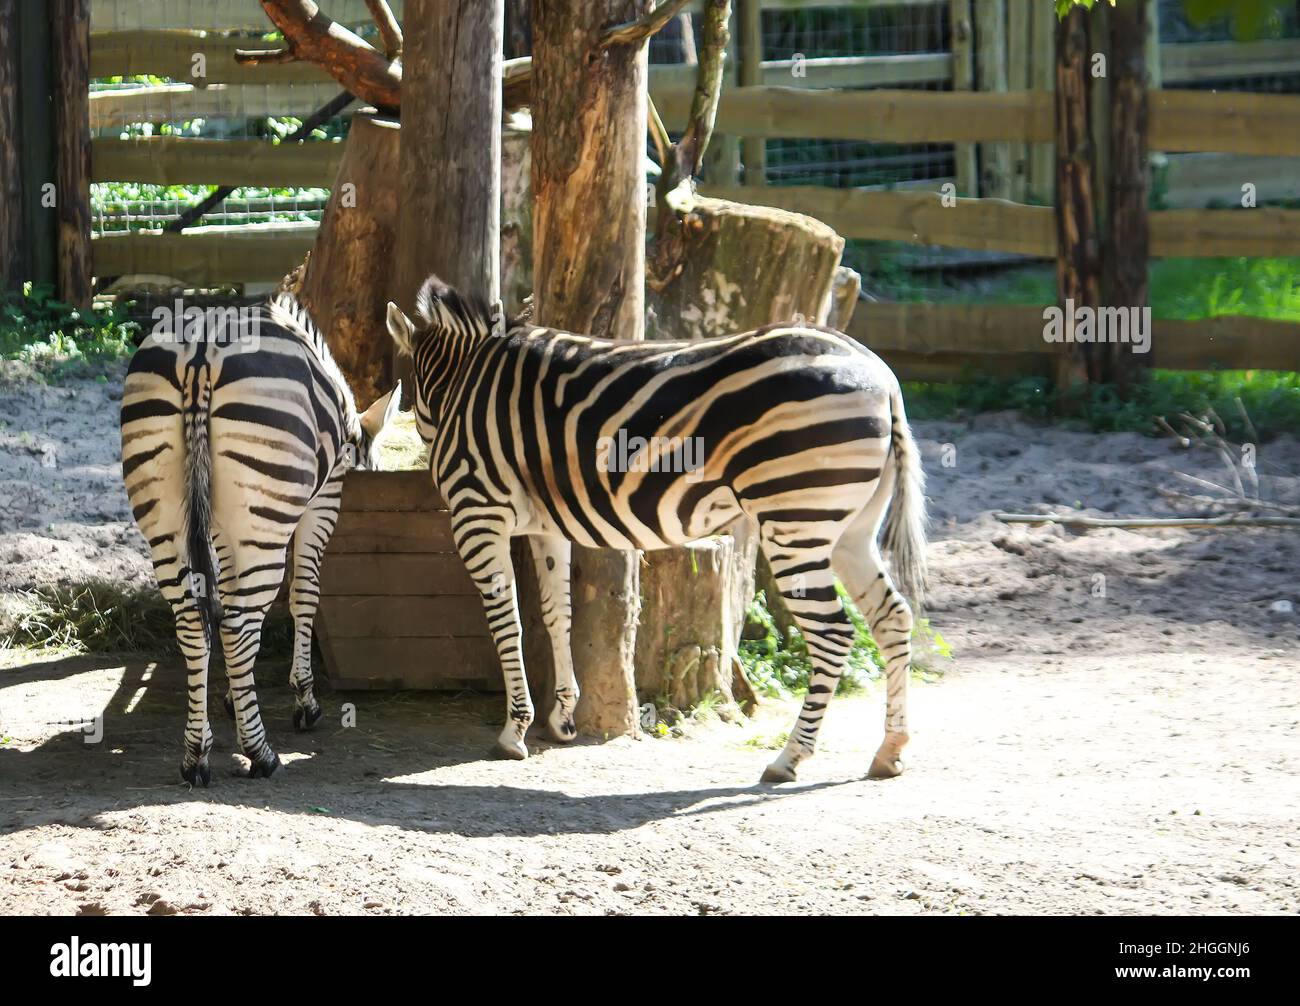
left=51, top=0, right=90, bottom=309
left=1053, top=5, right=1099, bottom=398
left=0, top=0, right=24, bottom=292
left=299, top=114, right=400, bottom=408
left=644, top=189, right=844, bottom=709
left=531, top=0, right=649, bottom=739
left=1104, top=0, right=1150, bottom=396
left=394, top=0, right=502, bottom=308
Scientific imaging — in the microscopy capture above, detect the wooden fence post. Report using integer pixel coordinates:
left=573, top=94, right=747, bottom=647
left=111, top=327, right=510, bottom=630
left=1005, top=0, right=1029, bottom=203
left=51, top=0, right=92, bottom=310
left=531, top=0, right=648, bottom=739
left=737, top=0, right=764, bottom=186
left=949, top=0, right=977, bottom=196
left=15, top=0, right=55, bottom=292
left=974, top=0, right=1010, bottom=199
left=1027, top=0, right=1056, bottom=205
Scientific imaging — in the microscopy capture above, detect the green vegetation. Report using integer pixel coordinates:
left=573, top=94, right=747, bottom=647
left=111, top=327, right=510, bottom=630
left=0, top=284, right=137, bottom=374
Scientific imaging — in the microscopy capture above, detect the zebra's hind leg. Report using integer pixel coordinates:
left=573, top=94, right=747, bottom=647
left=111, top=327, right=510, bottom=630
left=217, top=542, right=288, bottom=778
left=528, top=534, right=579, bottom=742
left=757, top=534, right=855, bottom=784
left=286, top=492, right=340, bottom=732
left=456, top=524, right=534, bottom=759
left=834, top=507, right=914, bottom=779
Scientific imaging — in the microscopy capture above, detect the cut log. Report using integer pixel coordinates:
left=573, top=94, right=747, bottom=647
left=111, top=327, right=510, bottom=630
left=298, top=113, right=400, bottom=408
left=635, top=536, right=738, bottom=710
left=642, top=187, right=844, bottom=710
left=827, top=264, right=863, bottom=331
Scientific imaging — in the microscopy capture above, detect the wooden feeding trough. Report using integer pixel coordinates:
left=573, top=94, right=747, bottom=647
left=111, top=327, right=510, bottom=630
left=315, top=470, right=500, bottom=691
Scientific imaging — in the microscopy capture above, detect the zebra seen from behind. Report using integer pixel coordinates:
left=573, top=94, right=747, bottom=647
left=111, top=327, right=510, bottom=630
left=121, top=294, right=401, bottom=785
left=386, top=277, right=927, bottom=783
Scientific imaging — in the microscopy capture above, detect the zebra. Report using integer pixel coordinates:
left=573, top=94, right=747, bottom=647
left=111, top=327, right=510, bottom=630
left=120, top=293, right=401, bottom=785
left=385, top=276, right=927, bottom=783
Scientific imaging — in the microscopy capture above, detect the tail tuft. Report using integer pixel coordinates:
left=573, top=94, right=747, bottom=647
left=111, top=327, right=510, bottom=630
left=880, top=386, right=928, bottom=609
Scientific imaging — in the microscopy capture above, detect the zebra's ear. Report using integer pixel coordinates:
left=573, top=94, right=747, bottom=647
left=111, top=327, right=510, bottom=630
left=386, top=301, right=416, bottom=357
left=360, top=382, right=402, bottom=440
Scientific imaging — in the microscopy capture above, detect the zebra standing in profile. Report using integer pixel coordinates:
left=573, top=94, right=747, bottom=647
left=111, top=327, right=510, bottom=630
left=121, top=294, right=400, bottom=785
left=386, top=277, right=927, bottom=783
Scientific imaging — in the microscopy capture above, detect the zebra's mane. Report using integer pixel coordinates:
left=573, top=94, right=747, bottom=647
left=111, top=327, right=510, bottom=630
left=266, top=292, right=363, bottom=441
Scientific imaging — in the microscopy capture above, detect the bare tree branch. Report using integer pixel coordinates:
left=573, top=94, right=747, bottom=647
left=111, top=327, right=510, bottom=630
left=234, top=44, right=301, bottom=65
left=365, top=0, right=403, bottom=59
left=657, top=0, right=731, bottom=200
left=601, top=0, right=693, bottom=49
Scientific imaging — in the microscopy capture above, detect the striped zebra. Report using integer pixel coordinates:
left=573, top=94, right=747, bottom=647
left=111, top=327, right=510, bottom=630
left=121, top=294, right=400, bottom=785
left=385, top=277, right=927, bottom=783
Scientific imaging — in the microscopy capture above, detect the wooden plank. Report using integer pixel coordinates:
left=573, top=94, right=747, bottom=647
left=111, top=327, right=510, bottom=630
left=658, top=86, right=1055, bottom=144
left=949, top=0, right=978, bottom=196
left=93, top=136, right=343, bottom=187
left=1151, top=207, right=1300, bottom=258
left=1153, top=317, right=1300, bottom=372
left=90, top=30, right=335, bottom=85
left=1151, top=90, right=1300, bottom=157
left=339, top=470, right=444, bottom=512
left=704, top=184, right=1055, bottom=255
left=318, top=635, right=500, bottom=691
left=1160, top=39, right=1300, bottom=85
left=320, top=553, right=479, bottom=597
left=0, top=0, right=22, bottom=289
left=331, top=511, right=457, bottom=553
left=91, top=0, right=406, bottom=32
left=1162, top=153, right=1300, bottom=209
left=321, top=595, right=488, bottom=638
left=847, top=302, right=1300, bottom=375
left=90, top=82, right=347, bottom=129
left=92, top=223, right=316, bottom=284
left=737, top=0, right=765, bottom=186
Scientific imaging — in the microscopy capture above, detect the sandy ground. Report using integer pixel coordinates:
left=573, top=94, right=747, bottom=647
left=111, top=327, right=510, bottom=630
left=1, top=362, right=1298, bottom=916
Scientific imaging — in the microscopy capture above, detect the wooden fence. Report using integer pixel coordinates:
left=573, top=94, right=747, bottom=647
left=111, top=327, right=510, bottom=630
left=85, top=0, right=1300, bottom=377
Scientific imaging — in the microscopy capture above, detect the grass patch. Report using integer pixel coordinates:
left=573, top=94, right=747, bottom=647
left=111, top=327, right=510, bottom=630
left=905, top=369, right=1300, bottom=440
left=0, top=580, right=292, bottom=659
left=1, top=284, right=138, bottom=376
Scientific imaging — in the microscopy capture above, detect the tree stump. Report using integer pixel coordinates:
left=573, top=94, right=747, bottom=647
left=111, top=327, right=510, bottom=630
left=298, top=113, right=400, bottom=409
left=641, top=189, right=845, bottom=710
left=634, top=536, right=738, bottom=710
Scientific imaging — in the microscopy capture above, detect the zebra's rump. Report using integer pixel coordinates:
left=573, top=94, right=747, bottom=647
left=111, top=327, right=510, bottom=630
left=444, top=323, right=897, bottom=549
left=121, top=308, right=356, bottom=532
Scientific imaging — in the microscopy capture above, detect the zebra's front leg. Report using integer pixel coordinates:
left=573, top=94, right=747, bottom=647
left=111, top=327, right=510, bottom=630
left=758, top=543, right=855, bottom=784
left=287, top=494, right=339, bottom=731
left=528, top=534, right=579, bottom=742
left=461, top=531, right=534, bottom=759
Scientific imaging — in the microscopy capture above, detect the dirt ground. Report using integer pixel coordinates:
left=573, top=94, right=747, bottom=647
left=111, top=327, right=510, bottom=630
left=1, top=363, right=1298, bottom=916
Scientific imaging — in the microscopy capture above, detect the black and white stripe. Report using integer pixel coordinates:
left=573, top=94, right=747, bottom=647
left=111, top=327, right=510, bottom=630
left=387, top=277, right=927, bottom=782
left=121, top=294, right=399, bottom=785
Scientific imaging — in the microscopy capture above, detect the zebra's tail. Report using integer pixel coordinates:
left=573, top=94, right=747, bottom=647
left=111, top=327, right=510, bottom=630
left=182, top=362, right=219, bottom=646
left=880, top=384, right=928, bottom=610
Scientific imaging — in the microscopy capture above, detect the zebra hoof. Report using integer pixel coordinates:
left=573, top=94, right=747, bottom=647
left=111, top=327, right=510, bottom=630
left=180, top=759, right=211, bottom=788
left=293, top=702, right=323, bottom=733
left=546, top=707, right=577, bottom=743
left=250, top=751, right=282, bottom=778
left=222, top=692, right=235, bottom=719
left=493, top=737, right=529, bottom=761
left=867, top=753, right=905, bottom=779
left=235, top=750, right=282, bottom=779
left=760, top=761, right=797, bottom=784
